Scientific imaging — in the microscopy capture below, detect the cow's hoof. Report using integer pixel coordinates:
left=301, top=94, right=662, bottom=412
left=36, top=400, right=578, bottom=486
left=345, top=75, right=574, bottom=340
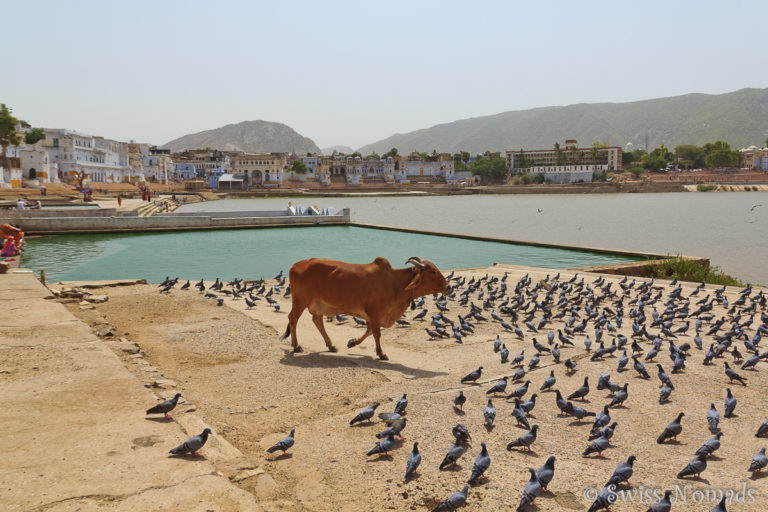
left=328, top=345, right=338, bottom=353
left=293, top=346, right=303, bottom=353
left=347, top=338, right=358, bottom=348
left=378, top=353, right=389, bottom=361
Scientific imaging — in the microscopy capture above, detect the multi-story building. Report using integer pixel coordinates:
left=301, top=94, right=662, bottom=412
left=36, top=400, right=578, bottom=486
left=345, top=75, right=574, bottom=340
left=231, top=153, right=287, bottom=186
left=19, top=128, right=131, bottom=184
left=399, top=153, right=455, bottom=181
left=505, top=140, right=622, bottom=183
left=1, top=145, right=23, bottom=188
left=142, top=148, right=174, bottom=183
left=171, top=149, right=233, bottom=178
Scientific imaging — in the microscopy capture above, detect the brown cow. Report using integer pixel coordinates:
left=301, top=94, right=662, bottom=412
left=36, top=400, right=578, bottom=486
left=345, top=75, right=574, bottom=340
left=282, top=256, right=449, bottom=360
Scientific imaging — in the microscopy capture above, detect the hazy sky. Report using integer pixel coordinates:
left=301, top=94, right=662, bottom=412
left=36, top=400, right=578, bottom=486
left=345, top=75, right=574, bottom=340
left=5, top=0, right=767, bottom=150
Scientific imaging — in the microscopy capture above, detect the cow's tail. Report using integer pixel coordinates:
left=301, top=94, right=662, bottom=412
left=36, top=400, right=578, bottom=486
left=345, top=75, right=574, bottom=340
left=281, top=323, right=291, bottom=340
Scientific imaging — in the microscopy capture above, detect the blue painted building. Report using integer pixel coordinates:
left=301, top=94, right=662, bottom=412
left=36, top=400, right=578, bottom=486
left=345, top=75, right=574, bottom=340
left=175, top=163, right=197, bottom=180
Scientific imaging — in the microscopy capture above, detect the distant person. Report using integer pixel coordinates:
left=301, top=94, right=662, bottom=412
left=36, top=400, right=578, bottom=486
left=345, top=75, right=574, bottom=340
left=40, top=186, right=46, bottom=196
left=33, top=200, right=42, bottom=209
left=1, top=238, right=16, bottom=257
left=117, top=195, right=122, bottom=207
left=16, top=198, right=25, bottom=210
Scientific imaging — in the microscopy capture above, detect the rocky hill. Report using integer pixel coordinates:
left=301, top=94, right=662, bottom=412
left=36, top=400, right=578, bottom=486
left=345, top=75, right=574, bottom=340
left=356, top=88, right=768, bottom=155
left=321, top=145, right=354, bottom=155
left=162, top=120, right=321, bottom=154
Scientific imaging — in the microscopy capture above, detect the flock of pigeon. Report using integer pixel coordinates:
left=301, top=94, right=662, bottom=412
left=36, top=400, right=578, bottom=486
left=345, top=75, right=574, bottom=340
left=151, top=270, right=768, bottom=511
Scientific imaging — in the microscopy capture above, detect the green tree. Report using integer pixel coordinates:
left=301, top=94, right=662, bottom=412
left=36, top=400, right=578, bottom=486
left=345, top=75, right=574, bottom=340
left=674, top=145, right=705, bottom=168
left=350, top=151, right=362, bottom=158
left=290, top=160, right=308, bottom=174
left=24, top=127, right=45, bottom=146
left=382, top=147, right=399, bottom=159
left=365, top=152, right=380, bottom=160
left=553, top=142, right=565, bottom=165
left=470, top=155, right=508, bottom=182
left=642, top=154, right=666, bottom=171
left=0, top=103, right=22, bottom=167
left=701, top=140, right=738, bottom=168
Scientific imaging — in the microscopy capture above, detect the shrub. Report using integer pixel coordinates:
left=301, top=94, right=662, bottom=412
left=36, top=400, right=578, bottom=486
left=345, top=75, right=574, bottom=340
left=647, top=255, right=744, bottom=286
left=628, top=166, right=645, bottom=177
left=697, top=183, right=716, bottom=192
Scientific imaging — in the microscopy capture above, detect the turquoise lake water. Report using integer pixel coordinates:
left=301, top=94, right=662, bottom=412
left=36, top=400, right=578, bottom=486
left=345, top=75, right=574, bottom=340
left=22, top=226, right=639, bottom=283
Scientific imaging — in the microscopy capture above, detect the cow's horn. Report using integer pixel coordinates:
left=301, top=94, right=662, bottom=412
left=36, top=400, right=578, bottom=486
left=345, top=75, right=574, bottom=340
left=406, top=257, right=426, bottom=269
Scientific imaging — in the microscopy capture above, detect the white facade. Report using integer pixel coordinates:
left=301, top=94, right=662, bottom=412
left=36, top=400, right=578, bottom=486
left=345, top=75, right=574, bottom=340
left=401, top=159, right=454, bottom=179
left=141, top=153, right=174, bottom=183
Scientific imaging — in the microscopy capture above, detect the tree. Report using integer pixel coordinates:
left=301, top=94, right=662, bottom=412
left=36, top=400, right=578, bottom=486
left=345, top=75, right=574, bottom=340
left=642, top=154, right=666, bottom=171
left=701, top=140, right=738, bottom=168
left=382, top=147, right=399, bottom=159
left=24, top=127, right=45, bottom=146
left=470, top=155, right=508, bottom=182
left=553, top=142, right=565, bottom=165
left=674, top=145, right=705, bottom=168
left=350, top=152, right=361, bottom=158
left=0, top=103, right=22, bottom=167
left=291, top=160, right=308, bottom=174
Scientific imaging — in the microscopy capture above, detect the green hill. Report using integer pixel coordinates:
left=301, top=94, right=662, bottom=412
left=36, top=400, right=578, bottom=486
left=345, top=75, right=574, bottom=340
left=356, top=88, right=768, bottom=155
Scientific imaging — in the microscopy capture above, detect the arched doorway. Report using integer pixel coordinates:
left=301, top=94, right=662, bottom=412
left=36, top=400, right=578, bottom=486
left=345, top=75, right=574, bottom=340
left=253, top=170, right=262, bottom=184
left=29, top=168, right=37, bottom=179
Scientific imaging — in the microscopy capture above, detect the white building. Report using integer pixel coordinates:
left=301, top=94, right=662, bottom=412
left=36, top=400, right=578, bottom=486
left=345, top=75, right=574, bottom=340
left=20, top=129, right=131, bottom=184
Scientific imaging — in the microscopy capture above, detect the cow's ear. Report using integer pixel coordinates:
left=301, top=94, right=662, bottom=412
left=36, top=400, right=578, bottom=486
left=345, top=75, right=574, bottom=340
left=405, top=270, right=422, bottom=291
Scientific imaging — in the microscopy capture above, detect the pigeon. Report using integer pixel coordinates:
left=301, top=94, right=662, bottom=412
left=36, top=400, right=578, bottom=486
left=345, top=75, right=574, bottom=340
left=367, top=435, right=396, bottom=457
left=468, top=442, right=491, bottom=485
left=376, top=418, right=407, bottom=439
left=493, top=335, right=502, bottom=352
left=567, top=402, right=596, bottom=421
left=710, top=496, right=728, bottom=512
left=511, top=399, right=531, bottom=429
left=645, top=489, right=672, bottom=512
left=695, top=432, right=723, bottom=457
left=461, top=367, right=483, bottom=384
left=453, top=391, right=466, bottom=411
left=589, top=422, right=618, bottom=441
left=486, top=377, right=509, bottom=395
left=440, top=433, right=468, bottom=469
left=169, top=428, right=212, bottom=456
left=657, top=364, right=674, bottom=389
left=267, top=428, right=295, bottom=454
left=516, top=468, right=541, bottom=512
left=677, top=453, right=707, bottom=479
left=607, top=455, right=636, bottom=487
left=394, top=394, right=408, bottom=415
left=586, top=485, right=617, bottom=512
left=657, top=412, right=684, bottom=444
left=724, top=388, right=737, bottom=418
left=555, top=390, right=569, bottom=415
left=452, top=424, right=471, bottom=443
left=350, top=402, right=380, bottom=425
left=511, top=350, right=525, bottom=366
left=707, top=403, right=721, bottom=433
left=540, top=370, right=556, bottom=392
left=583, top=435, right=610, bottom=457
left=484, top=398, right=496, bottom=428
left=404, top=441, right=421, bottom=480
left=146, top=393, right=182, bottom=418
left=500, top=344, right=510, bottom=363
left=564, top=358, right=578, bottom=373
left=591, top=406, right=611, bottom=433
left=724, top=362, right=747, bottom=385
left=749, top=447, right=767, bottom=473
left=520, top=394, right=538, bottom=416
left=507, top=380, right=530, bottom=400
left=633, top=357, right=650, bottom=379
left=433, top=485, right=468, bottom=512
left=567, top=377, right=590, bottom=401
left=756, top=418, right=768, bottom=438
left=659, top=384, right=673, bottom=404
left=536, top=456, right=556, bottom=492
left=507, top=424, right=539, bottom=452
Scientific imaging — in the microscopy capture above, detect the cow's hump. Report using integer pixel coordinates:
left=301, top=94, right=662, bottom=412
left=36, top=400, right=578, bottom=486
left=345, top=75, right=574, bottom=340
left=372, top=257, right=393, bottom=270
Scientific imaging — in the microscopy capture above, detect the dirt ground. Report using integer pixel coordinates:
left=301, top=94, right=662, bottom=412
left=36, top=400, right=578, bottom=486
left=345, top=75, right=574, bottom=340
left=58, top=268, right=768, bottom=511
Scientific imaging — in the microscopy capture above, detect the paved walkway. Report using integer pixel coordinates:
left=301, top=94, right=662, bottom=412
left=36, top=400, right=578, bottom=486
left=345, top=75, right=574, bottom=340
left=0, top=270, right=260, bottom=511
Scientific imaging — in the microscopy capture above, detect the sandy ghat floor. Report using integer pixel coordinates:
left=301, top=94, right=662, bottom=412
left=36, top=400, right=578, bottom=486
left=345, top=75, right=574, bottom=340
left=60, top=267, right=768, bottom=511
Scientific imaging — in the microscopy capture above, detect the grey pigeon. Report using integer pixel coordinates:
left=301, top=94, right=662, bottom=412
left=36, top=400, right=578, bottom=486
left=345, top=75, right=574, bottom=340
left=596, top=373, right=611, bottom=391
left=617, top=351, right=629, bottom=372
left=452, top=424, right=471, bottom=443
left=507, top=380, right=531, bottom=400
left=567, top=402, right=596, bottom=421
left=500, top=344, right=509, bottom=363
left=266, top=428, right=295, bottom=454
left=645, top=489, right=672, bottom=512
left=607, top=455, right=636, bottom=487
left=677, top=453, right=707, bottom=479
left=583, top=435, right=610, bottom=457
left=564, top=358, right=578, bottom=372
left=724, top=388, right=737, bottom=418
left=540, top=371, right=556, bottom=392
left=520, top=394, right=538, bottom=416
left=433, top=484, right=468, bottom=511
left=710, top=496, right=727, bottom=512
left=511, top=399, right=531, bottom=429
left=169, top=428, right=212, bottom=456
left=707, top=403, right=720, bottom=433
left=587, top=485, right=617, bottom=512
left=659, top=384, right=673, bottom=404
left=608, top=383, right=629, bottom=408
left=657, top=364, right=673, bottom=388
left=486, top=377, right=509, bottom=395
left=350, top=402, right=380, bottom=425
left=657, top=412, right=684, bottom=444
left=749, top=447, right=767, bottom=473
left=695, top=432, right=723, bottom=457
left=453, top=390, right=466, bottom=411
left=379, top=412, right=404, bottom=425
left=484, top=398, right=496, bottom=428
left=366, top=435, right=396, bottom=457
left=146, top=393, right=182, bottom=418
left=756, top=418, right=768, bottom=438
left=512, top=350, right=525, bottom=366
left=376, top=418, right=407, bottom=439
left=394, top=394, right=408, bottom=415
left=536, top=455, right=555, bottom=492
left=589, top=422, right=618, bottom=441
left=440, top=433, right=468, bottom=469
left=507, top=424, right=539, bottom=452
left=516, top=467, right=541, bottom=512
left=633, top=357, right=650, bottom=378
left=567, top=377, right=590, bottom=401
left=512, top=366, right=526, bottom=382
left=468, top=442, right=491, bottom=485
left=461, top=366, right=483, bottom=383
left=724, top=362, right=747, bottom=385
left=404, top=441, right=421, bottom=480
left=555, top=390, right=569, bottom=415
